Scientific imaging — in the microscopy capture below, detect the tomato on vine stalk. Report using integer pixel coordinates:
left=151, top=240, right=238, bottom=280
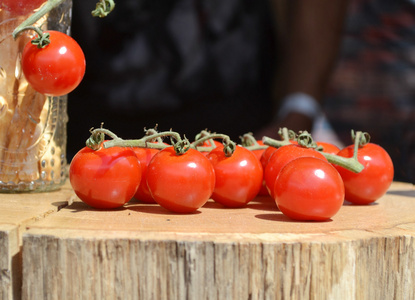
left=146, top=143, right=215, bottom=214
left=274, top=157, right=345, bottom=221
left=93, top=127, right=216, bottom=213
left=263, top=131, right=328, bottom=198
left=20, top=30, right=86, bottom=96
left=264, top=143, right=328, bottom=198
left=335, top=131, right=394, bottom=204
left=206, top=135, right=263, bottom=208
left=132, top=128, right=169, bottom=204
left=240, top=133, right=269, bottom=197
left=11, top=0, right=115, bottom=96
left=69, top=128, right=142, bottom=209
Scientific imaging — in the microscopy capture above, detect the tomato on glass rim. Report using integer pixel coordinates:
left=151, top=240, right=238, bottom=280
left=146, top=147, right=215, bottom=213
left=274, top=156, right=345, bottom=221
left=69, top=145, right=142, bottom=209
left=22, top=30, right=86, bottom=96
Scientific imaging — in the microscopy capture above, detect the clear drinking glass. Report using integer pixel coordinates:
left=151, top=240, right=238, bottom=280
left=0, top=1, right=72, bottom=192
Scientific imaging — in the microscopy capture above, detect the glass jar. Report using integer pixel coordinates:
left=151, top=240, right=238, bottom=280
left=0, top=1, right=72, bottom=192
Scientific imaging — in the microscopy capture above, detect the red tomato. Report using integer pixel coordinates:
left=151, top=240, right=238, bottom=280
left=335, top=143, right=394, bottom=204
left=69, top=146, right=141, bottom=209
left=316, top=142, right=341, bottom=155
left=146, top=147, right=215, bottom=213
left=207, top=145, right=263, bottom=207
left=260, top=140, right=297, bottom=169
left=22, top=30, right=86, bottom=96
left=260, top=146, right=278, bottom=169
left=132, top=147, right=160, bottom=204
left=249, top=141, right=269, bottom=196
left=264, top=144, right=327, bottom=198
left=274, top=157, right=345, bottom=221
left=1, top=0, right=44, bottom=16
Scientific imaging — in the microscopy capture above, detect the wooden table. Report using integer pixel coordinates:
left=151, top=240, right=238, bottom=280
left=1, top=182, right=414, bottom=300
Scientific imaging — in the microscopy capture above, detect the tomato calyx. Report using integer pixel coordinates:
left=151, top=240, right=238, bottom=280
left=92, top=0, right=116, bottom=18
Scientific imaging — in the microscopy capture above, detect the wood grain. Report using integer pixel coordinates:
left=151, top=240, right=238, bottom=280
left=18, top=181, right=415, bottom=300
left=0, top=184, right=75, bottom=300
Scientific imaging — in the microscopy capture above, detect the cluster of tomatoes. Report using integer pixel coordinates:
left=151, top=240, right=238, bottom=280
left=69, top=128, right=394, bottom=221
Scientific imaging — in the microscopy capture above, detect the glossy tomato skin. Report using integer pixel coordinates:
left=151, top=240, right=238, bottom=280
left=146, top=147, right=215, bottom=213
left=69, top=146, right=141, bottom=209
left=207, top=145, right=263, bottom=207
left=249, top=141, right=269, bottom=196
left=335, top=143, right=394, bottom=204
left=274, top=157, right=345, bottom=221
left=316, top=142, right=340, bottom=155
left=22, top=31, right=86, bottom=96
left=264, top=144, right=327, bottom=198
left=132, top=147, right=160, bottom=203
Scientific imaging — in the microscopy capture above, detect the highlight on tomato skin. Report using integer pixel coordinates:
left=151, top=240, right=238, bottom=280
left=146, top=147, right=216, bottom=213
left=264, top=144, right=327, bottom=199
left=22, top=30, right=86, bottom=96
left=274, top=156, right=345, bottom=221
left=335, top=143, right=394, bottom=205
left=69, top=146, right=142, bottom=209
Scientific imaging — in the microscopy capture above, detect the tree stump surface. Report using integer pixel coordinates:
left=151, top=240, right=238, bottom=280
left=0, top=184, right=75, bottom=300
left=4, top=182, right=415, bottom=299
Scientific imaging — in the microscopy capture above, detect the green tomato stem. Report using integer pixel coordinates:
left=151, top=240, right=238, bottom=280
left=263, top=132, right=365, bottom=173
left=262, top=136, right=291, bottom=148
left=191, top=133, right=236, bottom=157
left=91, top=0, right=116, bottom=18
left=321, top=152, right=364, bottom=173
left=12, top=0, right=65, bottom=39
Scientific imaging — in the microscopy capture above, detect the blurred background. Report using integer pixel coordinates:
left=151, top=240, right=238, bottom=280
left=69, top=0, right=277, bottom=153
left=69, top=0, right=415, bottom=183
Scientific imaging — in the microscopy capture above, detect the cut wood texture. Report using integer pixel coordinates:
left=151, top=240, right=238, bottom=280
left=18, top=182, right=415, bottom=300
left=0, top=184, right=74, bottom=300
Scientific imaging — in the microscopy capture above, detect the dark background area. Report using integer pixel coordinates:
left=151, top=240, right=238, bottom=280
left=67, top=0, right=278, bottom=159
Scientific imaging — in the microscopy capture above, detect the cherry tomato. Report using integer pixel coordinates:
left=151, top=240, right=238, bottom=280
left=264, top=144, right=327, bottom=198
left=274, top=157, right=345, bottom=221
left=146, top=147, right=215, bottom=213
left=316, top=142, right=341, bottom=155
left=132, top=147, right=160, bottom=204
left=207, top=145, right=263, bottom=207
left=1, top=0, right=44, bottom=16
left=335, top=143, right=394, bottom=204
left=249, top=141, right=269, bottom=196
left=260, top=140, right=297, bottom=169
left=260, top=146, right=278, bottom=169
left=69, top=146, right=141, bottom=209
left=22, top=30, right=86, bottom=96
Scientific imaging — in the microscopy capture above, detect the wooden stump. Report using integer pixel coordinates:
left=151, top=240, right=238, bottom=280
left=0, top=184, right=75, bottom=300
left=19, top=182, right=415, bottom=300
